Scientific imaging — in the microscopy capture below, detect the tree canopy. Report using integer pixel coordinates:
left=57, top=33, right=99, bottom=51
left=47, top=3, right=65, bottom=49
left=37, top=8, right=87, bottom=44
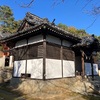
left=58, top=23, right=89, bottom=37
left=58, top=23, right=100, bottom=60
left=0, top=5, right=21, bottom=33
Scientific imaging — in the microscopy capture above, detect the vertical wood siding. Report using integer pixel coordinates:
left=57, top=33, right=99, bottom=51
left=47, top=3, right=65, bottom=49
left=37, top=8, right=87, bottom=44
left=46, top=43, right=60, bottom=59
left=63, top=47, right=75, bottom=61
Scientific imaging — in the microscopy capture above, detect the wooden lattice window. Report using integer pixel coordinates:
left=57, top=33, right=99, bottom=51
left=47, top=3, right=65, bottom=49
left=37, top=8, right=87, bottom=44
left=63, top=47, right=75, bottom=61
left=14, top=46, right=27, bottom=60
left=27, top=43, right=43, bottom=59
left=46, top=43, right=60, bottom=59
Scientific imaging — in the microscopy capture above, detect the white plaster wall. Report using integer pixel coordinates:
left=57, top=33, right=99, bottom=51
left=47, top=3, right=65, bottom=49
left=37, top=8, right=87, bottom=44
left=46, top=59, right=62, bottom=79
left=15, top=39, right=27, bottom=48
left=9, top=56, right=14, bottom=67
left=85, top=63, right=99, bottom=76
left=0, top=56, right=5, bottom=68
left=27, top=59, right=43, bottom=79
left=62, top=40, right=72, bottom=47
left=63, top=60, right=75, bottom=77
left=85, top=63, right=92, bottom=75
left=93, top=64, right=98, bottom=75
left=46, top=35, right=61, bottom=45
left=13, top=60, right=26, bottom=77
left=28, top=35, right=43, bottom=45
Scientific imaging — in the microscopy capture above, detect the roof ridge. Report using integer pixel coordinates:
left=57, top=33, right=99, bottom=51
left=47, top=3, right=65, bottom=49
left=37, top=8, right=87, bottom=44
left=25, top=12, right=43, bottom=21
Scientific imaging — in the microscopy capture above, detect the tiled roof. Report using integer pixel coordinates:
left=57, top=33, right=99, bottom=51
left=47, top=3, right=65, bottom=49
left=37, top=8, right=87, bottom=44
left=0, top=12, right=81, bottom=43
left=73, top=35, right=98, bottom=47
left=72, top=35, right=100, bottom=51
left=0, top=31, right=11, bottom=39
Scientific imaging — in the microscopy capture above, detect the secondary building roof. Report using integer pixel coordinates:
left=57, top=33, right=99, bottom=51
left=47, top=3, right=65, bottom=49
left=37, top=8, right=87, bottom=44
left=0, top=31, right=11, bottom=39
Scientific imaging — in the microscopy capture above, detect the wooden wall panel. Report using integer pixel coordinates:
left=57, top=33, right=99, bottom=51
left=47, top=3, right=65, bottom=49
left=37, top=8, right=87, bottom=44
left=27, top=45, right=38, bottom=59
left=14, top=43, right=43, bottom=60
left=14, top=46, right=27, bottom=60
left=63, top=47, right=75, bottom=61
left=46, top=43, right=60, bottom=59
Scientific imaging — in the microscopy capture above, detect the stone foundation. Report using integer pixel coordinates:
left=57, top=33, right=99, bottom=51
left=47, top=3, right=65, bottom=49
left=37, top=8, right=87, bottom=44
left=0, top=67, right=12, bottom=83
left=10, top=76, right=96, bottom=96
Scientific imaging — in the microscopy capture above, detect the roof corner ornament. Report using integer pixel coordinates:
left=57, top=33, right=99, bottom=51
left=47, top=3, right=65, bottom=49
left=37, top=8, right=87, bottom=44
left=51, top=19, right=55, bottom=25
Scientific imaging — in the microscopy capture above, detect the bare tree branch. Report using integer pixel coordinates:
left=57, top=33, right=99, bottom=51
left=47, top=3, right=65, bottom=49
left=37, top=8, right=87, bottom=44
left=86, top=16, right=99, bottom=30
left=92, top=6, right=100, bottom=15
left=75, top=0, right=80, bottom=4
left=23, top=0, right=35, bottom=7
left=52, top=0, right=64, bottom=7
left=14, top=0, right=35, bottom=8
left=81, top=0, right=93, bottom=10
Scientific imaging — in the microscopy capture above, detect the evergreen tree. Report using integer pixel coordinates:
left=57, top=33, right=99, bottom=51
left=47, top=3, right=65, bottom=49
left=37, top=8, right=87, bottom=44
left=0, top=5, right=21, bottom=33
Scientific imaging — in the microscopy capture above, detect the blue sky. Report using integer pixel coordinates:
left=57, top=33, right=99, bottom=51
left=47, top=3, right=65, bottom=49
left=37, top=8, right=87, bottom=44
left=0, top=0, right=100, bottom=36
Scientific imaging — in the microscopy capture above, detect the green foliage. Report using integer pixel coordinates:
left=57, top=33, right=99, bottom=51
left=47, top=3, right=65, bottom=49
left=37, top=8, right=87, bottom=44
left=97, top=52, right=100, bottom=61
left=76, top=29, right=88, bottom=37
left=96, top=36, right=100, bottom=61
left=58, top=23, right=100, bottom=60
left=97, top=36, right=100, bottom=42
left=58, top=23, right=89, bottom=37
left=68, top=26, right=77, bottom=34
left=58, top=23, right=68, bottom=31
left=0, top=46, right=3, bottom=50
left=0, top=5, right=21, bottom=33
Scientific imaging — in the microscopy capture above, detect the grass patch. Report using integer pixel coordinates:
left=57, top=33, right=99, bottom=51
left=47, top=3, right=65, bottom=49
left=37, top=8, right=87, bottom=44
left=0, top=92, right=17, bottom=100
left=0, top=83, right=24, bottom=100
left=82, top=94, right=100, bottom=100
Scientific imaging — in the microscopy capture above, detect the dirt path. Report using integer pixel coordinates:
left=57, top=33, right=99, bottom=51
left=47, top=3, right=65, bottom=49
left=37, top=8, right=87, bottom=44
left=0, top=88, right=100, bottom=100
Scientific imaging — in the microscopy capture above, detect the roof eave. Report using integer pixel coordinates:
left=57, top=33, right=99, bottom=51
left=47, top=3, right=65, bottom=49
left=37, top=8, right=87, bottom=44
left=0, top=23, right=81, bottom=43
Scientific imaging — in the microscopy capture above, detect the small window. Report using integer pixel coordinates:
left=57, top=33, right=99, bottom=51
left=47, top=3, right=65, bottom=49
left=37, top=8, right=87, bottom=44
left=5, top=57, right=9, bottom=67
left=21, top=73, right=31, bottom=78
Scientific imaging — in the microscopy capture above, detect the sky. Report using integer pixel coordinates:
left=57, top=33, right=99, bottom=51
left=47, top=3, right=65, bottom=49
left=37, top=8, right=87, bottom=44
left=0, top=0, right=100, bottom=36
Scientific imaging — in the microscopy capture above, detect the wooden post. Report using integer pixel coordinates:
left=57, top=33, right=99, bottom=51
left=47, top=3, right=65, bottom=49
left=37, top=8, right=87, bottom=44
left=61, top=40, right=63, bottom=78
left=91, top=56, right=94, bottom=80
left=43, top=34, right=46, bottom=80
left=81, top=50, right=85, bottom=78
left=25, top=39, right=28, bottom=78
